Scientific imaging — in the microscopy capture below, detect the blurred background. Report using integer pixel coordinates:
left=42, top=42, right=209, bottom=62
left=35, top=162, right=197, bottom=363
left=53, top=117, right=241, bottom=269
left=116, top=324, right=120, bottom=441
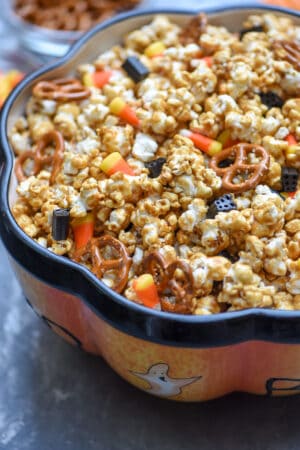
left=0, top=1, right=300, bottom=449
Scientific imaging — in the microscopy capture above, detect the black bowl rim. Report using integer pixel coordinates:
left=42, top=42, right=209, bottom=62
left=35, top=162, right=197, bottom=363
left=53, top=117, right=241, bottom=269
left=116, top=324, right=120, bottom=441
left=1, top=4, right=300, bottom=348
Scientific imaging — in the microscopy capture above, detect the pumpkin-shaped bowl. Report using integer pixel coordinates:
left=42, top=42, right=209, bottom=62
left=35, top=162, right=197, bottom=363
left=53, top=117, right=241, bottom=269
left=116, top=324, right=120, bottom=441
left=1, top=5, right=300, bottom=401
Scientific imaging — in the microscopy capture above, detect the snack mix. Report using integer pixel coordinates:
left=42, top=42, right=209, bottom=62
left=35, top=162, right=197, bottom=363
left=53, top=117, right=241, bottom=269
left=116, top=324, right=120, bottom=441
left=10, top=13, right=300, bottom=315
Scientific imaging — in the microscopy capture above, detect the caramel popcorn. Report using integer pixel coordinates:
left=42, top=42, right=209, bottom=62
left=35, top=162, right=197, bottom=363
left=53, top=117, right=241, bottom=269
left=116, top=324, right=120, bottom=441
left=10, top=13, right=300, bottom=315
left=218, top=263, right=276, bottom=310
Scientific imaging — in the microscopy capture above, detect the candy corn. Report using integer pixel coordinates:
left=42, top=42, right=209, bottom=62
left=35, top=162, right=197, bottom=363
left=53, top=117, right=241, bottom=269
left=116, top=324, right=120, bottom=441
left=71, top=212, right=94, bottom=249
left=100, top=152, right=135, bottom=176
left=285, top=145, right=299, bottom=163
left=6, top=70, right=24, bottom=88
left=180, top=129, right=223, bottom=156
left=285, top=134, right=299, bottom=164
left=132, top=274, right=160, bottom=308
left=144, top=41, right=166, bottom=58
left=109, top=97, right=140, bottom=128
left=201, top=56, right=213, bottom=67
left=83, top=70, right=112, bottom=88
left=4, top=70, right=24, bottom=88
left=280, top=191, right=297, bottom=199
left=217, top=130, right=239, bottom=149
left=0, top=70, right=24, bottom=107
left=286, top=134, right=298, bottom=146
left=0, top=77, right=11, bottom=107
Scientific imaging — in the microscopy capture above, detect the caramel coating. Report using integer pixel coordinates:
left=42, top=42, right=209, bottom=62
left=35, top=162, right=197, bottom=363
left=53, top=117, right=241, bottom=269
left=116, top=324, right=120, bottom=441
left=10, top=12, right=300, bottom=314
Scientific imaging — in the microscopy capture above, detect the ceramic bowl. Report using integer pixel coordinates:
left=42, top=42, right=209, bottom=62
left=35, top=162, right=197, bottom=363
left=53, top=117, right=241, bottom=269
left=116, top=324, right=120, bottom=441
left=1, top=5, right=300, bottom=401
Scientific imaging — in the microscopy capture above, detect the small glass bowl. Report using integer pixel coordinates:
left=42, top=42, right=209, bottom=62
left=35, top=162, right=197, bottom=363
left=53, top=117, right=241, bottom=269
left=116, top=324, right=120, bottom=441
left=0, top=34, right=42, bottom=77
left=0, top=32, right=43, bottom=72
left=4, top=0, right=145, bottom=59
left=4, top=0, right=83, bottom=58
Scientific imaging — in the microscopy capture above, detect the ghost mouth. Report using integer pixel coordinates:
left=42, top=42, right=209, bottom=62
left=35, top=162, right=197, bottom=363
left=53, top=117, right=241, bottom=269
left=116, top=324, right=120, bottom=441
left=159, top=376, right=167, bottom=382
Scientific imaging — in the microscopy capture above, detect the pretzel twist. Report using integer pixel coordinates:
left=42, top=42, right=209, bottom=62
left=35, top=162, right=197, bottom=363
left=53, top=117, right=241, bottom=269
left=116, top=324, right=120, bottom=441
left=179, top=13, right=208, bottom=45
left=273, top=40, right=300, bottom=71
left=33, top=77, right=91, bottom=101
left=143, top=252, right=194, bottom=314
left=15, top=130, right=64, bottom=184
left=72, top=236, right=131, bottom=293
left=210, top=143, right=270, bottom=193
left=143, top=251, right=169, bottom=291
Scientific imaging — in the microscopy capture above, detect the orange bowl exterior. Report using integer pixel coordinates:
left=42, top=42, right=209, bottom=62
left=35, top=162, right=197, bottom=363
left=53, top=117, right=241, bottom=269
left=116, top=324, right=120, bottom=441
left=11, top=257, right=300, bottom=401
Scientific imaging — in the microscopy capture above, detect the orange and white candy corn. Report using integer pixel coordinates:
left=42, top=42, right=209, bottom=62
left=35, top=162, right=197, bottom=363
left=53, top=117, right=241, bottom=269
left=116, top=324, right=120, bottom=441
left=109, top=97, right=140, bottom=128
left=180, top=129, right=223, bottom=156
left=144, top=41, right=166, bottom=58
left=133, top=274, right=160, bottom=308
left=100, top=152, right=135, bottom=176
left=83, top=70, right=112, bottom=88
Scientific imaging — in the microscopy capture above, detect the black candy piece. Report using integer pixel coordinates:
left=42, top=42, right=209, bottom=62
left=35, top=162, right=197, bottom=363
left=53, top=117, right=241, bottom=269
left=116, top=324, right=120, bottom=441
left=207, top=194, right=237, bottom=219
left=145, top=157, right=166, bottom=178
left=281, top=167, right=299, bottom=192
left=218, top=250, right=239, bottom=263
left=52, top=208, right=70, bottom=241
left=122, top=56, right=149, bottom=83
left=259, top=92, right=284, bottom=109
left=124, top=222, right=133, bottom=232
left=212, top=280, right=223, bottom=295
left=239, top=25, right=264, bottom=39
left=218, top=158, right=234, bottom=168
